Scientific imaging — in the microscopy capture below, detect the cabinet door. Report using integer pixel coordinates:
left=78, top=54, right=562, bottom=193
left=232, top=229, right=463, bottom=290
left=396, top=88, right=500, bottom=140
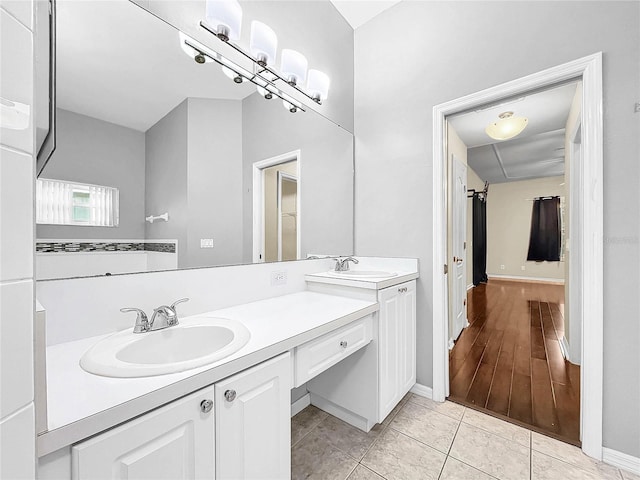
left=378, top=280, right=417, bottom=422
left=72, top=387, right=215, bottom=480
left=215, top=352, right=291, bottom=480
left=378, top=285, right=402, bottom=421
left=399, top=281, right=417, bottom=394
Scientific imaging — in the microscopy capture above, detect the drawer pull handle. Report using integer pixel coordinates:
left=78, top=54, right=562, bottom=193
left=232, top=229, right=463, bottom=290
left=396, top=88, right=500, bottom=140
left=340, top=341, right=348, bottom=348
left=224, top=389, right=237, bottom=402
left=398, top=287, right=407, bottom=293
left=200, top=399, right=213, bottom=413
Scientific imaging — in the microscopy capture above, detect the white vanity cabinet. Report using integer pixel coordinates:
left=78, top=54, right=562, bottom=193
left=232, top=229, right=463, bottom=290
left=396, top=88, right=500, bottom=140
left=215, top=352, right=291, bottom=480
left=71, top=386, right=215, bottom=480
left=378, top=280, right=417, bottom=421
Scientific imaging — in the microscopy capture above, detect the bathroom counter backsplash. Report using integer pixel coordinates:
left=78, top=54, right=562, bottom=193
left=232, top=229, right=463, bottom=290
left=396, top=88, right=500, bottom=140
left=39, top=290, right=378, bottom=456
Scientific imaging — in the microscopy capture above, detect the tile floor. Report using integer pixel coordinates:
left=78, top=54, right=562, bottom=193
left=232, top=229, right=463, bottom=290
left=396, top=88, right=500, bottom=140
left=291, top=393, right=638, bottom=480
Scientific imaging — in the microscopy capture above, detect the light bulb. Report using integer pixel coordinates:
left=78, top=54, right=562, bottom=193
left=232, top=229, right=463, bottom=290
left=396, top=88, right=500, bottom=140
left=307, top=69, right=330, bottom=103
left=280, top=49, right=308, bottom=86
left=178, top=32, right=212, bottom=64
left=283, top=100, right=298, bottom=113
left=222, top=66, right=244, bottom=84
left=205, top=0, right=242, bottom=42
left=250, top=21, right=277, bottom=67
left=257, top=86, right=273, bottom=100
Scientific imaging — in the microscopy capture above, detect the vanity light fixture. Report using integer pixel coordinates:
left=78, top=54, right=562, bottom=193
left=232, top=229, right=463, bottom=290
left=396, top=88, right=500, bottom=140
left=205, top=0, right=242, bottom=42
left=250, top=21, right=277, bottom=67
left=199, top=3, right=331, bottom=107
left=485, top=111, right=529, bottom=141
left=179, top=31, right=305, bottom=113
left=283, top=100, right=298, bottom=113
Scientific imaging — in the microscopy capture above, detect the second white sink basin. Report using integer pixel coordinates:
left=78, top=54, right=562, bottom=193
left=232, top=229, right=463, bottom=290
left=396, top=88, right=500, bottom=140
left=80, top=317, right=251, bottom=378
left=326, top=270, right=398, bottom=279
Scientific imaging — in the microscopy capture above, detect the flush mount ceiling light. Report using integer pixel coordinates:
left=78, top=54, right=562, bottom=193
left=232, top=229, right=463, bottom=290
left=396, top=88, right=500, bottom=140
left=205, top=0, right=242, bottom=42
left=198, top=2, right=330, bottom=109
left=485, top=111, right=529, bottom=141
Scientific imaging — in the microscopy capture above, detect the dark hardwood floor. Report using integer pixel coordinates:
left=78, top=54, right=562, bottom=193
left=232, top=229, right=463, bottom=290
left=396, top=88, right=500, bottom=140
left=448, top=280, right=581, bottom=446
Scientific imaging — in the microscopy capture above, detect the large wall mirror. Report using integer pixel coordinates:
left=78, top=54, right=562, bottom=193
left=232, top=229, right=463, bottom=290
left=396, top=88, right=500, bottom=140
left=36, top=0, right=354, bottom=280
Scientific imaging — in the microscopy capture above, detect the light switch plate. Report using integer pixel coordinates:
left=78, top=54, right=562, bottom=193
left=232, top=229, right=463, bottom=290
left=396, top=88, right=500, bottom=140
left=200, top=239, right=214, bottom=248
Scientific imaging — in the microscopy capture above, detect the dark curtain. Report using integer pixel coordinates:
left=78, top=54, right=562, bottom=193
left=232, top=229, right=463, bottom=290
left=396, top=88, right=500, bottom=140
left=527, top=197, right=561, bottom=261
left=472, top=195, right=488, bottom=286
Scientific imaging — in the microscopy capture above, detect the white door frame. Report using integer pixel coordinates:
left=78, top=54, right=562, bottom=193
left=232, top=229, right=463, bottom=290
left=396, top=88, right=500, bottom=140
left=277, top=171, right=298, bottom=261
left=431, top=53, right=603, bottom=459
left=252, top=150, right=301, bottom=263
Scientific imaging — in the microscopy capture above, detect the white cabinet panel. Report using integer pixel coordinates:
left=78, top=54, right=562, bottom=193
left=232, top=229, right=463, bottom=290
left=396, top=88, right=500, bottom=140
left=72, top=387, right=214, bottom=480
left=0, top=8, right=33, bottom=153
left=295, top=315, right=372, bottom=387
left=378, top=280, right=416, bottom=422
left=0, top=404, right=35, bottom=480
left=0, top=280, right=34, bottom=419
left=0, top=147, right=34, bottom=282
left=215, top=352, right=291, bottom=480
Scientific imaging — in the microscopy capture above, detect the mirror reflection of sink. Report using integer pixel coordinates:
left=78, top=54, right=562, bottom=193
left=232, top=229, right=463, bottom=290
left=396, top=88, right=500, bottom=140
left=326, top=270, right=398, bottom=279
left=80, top=317, right=250, bottom=378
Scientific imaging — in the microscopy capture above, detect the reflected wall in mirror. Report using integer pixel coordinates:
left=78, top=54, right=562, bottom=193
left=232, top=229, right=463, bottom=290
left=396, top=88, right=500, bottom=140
left=36, top=0, right=354, bottom=280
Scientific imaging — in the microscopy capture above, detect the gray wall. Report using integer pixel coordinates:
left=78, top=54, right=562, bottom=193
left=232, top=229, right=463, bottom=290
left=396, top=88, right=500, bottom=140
left=186, top=98, right=243, bottom=268
left=354, top=1, right=639, bottom=457
left=242, top=92, right=354, bottom=262
left=133, top=0, right=354, bottom=132
left=38, top=108, right=146, bottom=239
left=145, top=100, right=189, bottom=266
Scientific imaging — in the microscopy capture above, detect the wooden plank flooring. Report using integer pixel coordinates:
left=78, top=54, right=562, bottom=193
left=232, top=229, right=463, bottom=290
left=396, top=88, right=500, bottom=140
left=448, top=280, right=581, bottom=446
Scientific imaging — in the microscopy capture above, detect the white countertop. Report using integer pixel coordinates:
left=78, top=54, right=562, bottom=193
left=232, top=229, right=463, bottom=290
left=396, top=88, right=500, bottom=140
left=39, top=291, right=377, bottom=456
left=304, top=270, right=419, bottom=289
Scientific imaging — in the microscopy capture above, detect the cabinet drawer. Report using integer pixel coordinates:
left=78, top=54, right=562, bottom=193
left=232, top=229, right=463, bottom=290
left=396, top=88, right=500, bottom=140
left=294, top=315, right=373, bottom=387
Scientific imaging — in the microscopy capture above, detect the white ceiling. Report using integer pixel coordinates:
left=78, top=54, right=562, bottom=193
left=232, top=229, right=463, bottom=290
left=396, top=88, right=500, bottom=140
left=448, top=82, right=578, bottom=183
left=329, top=0, right=402, bottom=29
left=56, top=0, right=253, bottom=132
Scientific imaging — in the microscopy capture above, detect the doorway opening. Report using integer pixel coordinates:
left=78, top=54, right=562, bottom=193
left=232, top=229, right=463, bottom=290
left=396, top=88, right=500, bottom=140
left=252, top=150, right=301, bottom=263
left=431, top=54, right=603, bottom=459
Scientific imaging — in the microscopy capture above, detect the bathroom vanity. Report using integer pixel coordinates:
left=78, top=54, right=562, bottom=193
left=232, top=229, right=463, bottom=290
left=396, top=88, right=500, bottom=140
left=36, top=257, right=418, bottom=479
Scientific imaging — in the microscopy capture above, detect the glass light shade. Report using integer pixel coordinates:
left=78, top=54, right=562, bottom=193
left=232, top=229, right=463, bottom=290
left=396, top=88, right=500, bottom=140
left=307, top=69, right=330, bottom=103
left=205, top=0, right=242, bottom=41
left=485, top=112, right=528, bottom=140
left=280, top=49, right=308, bottom=85
left=222, top=66, right=244, bottom=83
left=250, top=21, right=277, bottom=66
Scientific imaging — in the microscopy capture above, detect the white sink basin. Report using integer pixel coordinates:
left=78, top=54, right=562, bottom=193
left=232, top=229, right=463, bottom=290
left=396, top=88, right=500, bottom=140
left=326, top=270, right=398, bottom=279
left=80, top=317, right=251, bottom=378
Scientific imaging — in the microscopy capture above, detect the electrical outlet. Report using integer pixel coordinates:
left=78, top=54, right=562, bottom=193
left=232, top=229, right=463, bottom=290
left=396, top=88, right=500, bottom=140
left=500, top=264, right=505, bottom=270
left=200, top=238, right=214, bottom=248
left=271, top=271, right=287, bottom=286
left=521, top=265, right=526, bottom=271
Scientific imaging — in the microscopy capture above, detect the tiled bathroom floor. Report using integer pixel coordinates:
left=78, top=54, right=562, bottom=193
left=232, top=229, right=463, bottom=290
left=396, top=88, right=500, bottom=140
left=291, top=394, right=638, bottom=480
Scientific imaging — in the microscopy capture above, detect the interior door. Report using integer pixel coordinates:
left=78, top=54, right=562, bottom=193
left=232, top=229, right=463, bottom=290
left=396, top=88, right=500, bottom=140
left=451, top=156, right=468, bottom=342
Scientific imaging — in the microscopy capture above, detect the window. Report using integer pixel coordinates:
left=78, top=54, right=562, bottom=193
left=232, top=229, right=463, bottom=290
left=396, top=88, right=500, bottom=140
left=36, top=179, right=119, bottom=226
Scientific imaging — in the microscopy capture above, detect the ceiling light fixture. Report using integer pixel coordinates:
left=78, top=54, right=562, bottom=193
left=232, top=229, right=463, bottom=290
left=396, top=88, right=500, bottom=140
left=199, top=1, right=330, bottom=109
left=485, top=111, right=528, bottom=141
left=222, top=66, right=244, bottom=84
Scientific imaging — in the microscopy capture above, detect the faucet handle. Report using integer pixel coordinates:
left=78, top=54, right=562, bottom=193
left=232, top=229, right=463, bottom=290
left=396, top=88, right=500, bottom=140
left=171, top=298, right=189, bottom=310
left=120, top=307, right=149, bottom=333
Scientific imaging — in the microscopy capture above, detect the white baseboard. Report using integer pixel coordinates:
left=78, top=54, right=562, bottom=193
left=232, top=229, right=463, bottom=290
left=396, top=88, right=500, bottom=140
left=602, top=447, right=640, bottom=476
left=559, top=336, right=570, bottom=360
left=467, top=283, right=474, bottom=291
left=448, top=338, right=455, bottom=350
left=488, top=274, right=565, bottom=285
left=410, top=383, right=433, bottom=399
left=309, top=393, right=375, bottom=431
left=291, top=393, right=310, bottom=417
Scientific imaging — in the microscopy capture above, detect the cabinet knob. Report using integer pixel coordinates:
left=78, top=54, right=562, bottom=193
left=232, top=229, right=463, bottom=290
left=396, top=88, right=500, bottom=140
left=200, top=399, right=213, bottom=413
left=224, top=389, right=237, bottom=402
left=340, top=341, right=348, bottom=348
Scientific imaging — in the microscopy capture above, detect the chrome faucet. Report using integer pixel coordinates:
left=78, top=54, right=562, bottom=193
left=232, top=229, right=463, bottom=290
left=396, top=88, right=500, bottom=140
left=334, top=257, right=359, bottom=272
left=120, top=298, right=189, bottom=333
